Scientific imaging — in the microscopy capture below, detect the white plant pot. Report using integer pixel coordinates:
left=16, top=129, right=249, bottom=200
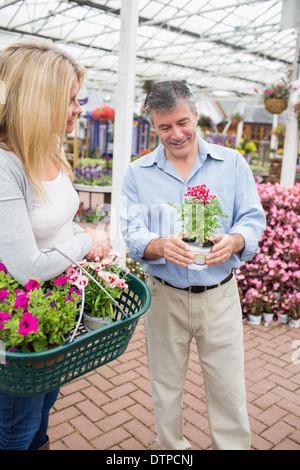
left=188, top=244, right=212, bottom=271
left=83, top=312, right=111, bottom=332
left=277, top=313, right=288, bottom=324
left=289, top=318, right=300, bottom=328
left=248, top=313, right=262, bottom=325
left=263, top=312, right=274, bottom=322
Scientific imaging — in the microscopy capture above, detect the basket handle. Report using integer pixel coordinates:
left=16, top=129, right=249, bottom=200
left=48, top=247, right=129, bottom=343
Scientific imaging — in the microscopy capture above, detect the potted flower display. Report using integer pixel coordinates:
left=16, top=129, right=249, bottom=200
left=241, top=287, right=263, bottom=325
left=169, top=185, right=228, bottom=270
left=198, top=114, right=214, bottom=131
left=261, top=291, right=278, bottom=323
left=236, top=182, right=299, bottom=327
left=0, top=264, right=81, bottom=352
left=260, top=73, right=295, bottom=114
left=281, top=291, right=300, bottom=328
left=231, top=112, right=244, bottom=125
left=66, top=252, right=128, bottom=332
left=92, top=105, right=115, bottom=121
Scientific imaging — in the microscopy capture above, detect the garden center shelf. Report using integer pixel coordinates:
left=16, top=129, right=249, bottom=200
left=73, top=183, right=112, bottom=206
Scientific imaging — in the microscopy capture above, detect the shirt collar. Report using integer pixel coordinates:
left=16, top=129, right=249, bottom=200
left=138, top=137, right=224, bottom=168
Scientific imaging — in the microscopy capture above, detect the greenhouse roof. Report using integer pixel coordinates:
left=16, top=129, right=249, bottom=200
left=0, top=0, right=299, bottom=102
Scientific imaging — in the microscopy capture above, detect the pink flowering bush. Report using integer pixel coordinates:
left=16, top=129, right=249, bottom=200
left=66, top=252, right=128, bottom=321
left=236, top=182, right=300, bottom=321
left=0, top=265, right=81, bottom=352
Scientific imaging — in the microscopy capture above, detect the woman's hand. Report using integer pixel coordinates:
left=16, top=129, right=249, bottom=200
left=84, top=227, right=112, bottom=261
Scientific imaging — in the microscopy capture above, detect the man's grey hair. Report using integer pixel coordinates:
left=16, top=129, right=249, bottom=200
left=144, top=81, right=196, bottom=126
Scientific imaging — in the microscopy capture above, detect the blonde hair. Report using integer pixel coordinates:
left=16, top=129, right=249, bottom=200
left=0, top=38, right=85, bottom=196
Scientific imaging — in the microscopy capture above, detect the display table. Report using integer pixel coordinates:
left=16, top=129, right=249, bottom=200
left=73, top=183, right=112, bottom=206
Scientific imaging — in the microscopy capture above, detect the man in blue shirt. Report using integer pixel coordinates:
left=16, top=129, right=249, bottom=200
left=120, top=81, right=266, bottom=450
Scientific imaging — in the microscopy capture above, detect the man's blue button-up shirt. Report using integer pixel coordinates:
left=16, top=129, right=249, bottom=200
left=120, top=137, right=266, bottom=288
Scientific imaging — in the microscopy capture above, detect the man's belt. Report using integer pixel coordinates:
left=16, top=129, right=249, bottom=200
left=154, top=272, right=233, bottom=294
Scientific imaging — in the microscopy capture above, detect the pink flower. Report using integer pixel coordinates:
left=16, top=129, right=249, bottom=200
left=53, top=276, right=69, bottom=286
left=24, top=279, right=40, bottom=291
left=72, top=275, right=88, bottom=289
left=117, top=280, right=128, bottom=289
left=14, top=291, right=29, bottom=310
left=101, top=258, right=113, bottom=266
left=89, top=263, right=102, bottom=271
left=0, top=311, right=11, bottom=330
left=0, top=263, right=8, bottom=273
left=66, top=267, right=77, bottom=277
left=18, top=312, right=39, bottom=336
left=98, top=271, right=119, bottom=287
left=0, top=289, right=9, bottom=300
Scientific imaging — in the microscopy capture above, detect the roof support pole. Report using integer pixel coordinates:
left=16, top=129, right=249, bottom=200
left=280, top=1, right=300, bottom=188
left=109, top=0, right=139, bottom=265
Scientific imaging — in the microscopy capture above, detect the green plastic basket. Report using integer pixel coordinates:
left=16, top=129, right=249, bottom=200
left=0, top=272, right=150, bottom=396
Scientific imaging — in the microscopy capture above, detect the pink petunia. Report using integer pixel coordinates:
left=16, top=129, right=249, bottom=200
left=0, top=289, right=9, bottom=300
left=18, top=312, right=39, bottom=336
left=24, top=279, right=40, bottom=291
left=0, top=311, right=11, bottom=330
left=14, top=291, right=29, bottom=310
left=53, top=276, right=69, bottom=286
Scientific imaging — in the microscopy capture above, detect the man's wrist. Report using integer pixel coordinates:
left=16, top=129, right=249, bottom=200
left=230, top=233, right=245, bottom=254
left=144, top=237, right=164, bottom=259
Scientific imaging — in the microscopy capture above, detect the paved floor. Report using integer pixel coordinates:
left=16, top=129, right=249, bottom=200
left=48, top=319, right=300, bottom=450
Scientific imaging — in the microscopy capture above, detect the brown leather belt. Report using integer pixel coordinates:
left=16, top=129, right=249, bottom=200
left=154, top=272, right=233, bottom=294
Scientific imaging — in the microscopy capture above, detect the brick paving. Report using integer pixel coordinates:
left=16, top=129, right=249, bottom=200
left=48, top=319, right=300, bottom=451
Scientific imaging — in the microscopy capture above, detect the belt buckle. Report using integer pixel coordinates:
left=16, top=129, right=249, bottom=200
left=188, top=285, right=207, bottom=294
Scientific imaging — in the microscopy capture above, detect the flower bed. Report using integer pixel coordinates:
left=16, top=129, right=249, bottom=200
left=236, top=182, right=300, bottom=324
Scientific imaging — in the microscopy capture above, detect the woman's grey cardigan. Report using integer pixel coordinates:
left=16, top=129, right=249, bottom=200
left=0, top=149, right=92, bottom=285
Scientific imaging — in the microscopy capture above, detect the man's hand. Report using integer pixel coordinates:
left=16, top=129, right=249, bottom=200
left=144, top=235, right=194, bottom=267
left=205, top=233, right=245, bottom=266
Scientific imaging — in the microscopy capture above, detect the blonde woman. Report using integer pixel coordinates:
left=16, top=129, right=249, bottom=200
left=0, top=39, right=110, bottom=450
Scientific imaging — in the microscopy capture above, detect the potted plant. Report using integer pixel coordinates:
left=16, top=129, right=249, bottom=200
left=241, top=287, right=263, bottom=325
left=169, top=185, right=228, bottom=270
left=0, top=264, right=81, bottom=352
left=274, top=121, right=286, bottom=142
left=259, top=73, right=295, bottom=114
left=237, top=138, right=257, bottom=162
left=198, top=114, right=214, bottom=131
left=282, top=292, right=300, bottom=328
left=231, top=112, right=243, bottom=124
left=66, top=252, right=128, bottom=332
left=262, top=291, right=277, bottom=323
left=92, top=105, right=115, bottom=121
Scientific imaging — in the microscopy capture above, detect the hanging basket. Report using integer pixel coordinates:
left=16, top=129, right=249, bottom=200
left=264, top=99, right=287, bottom=115
left=0, top=251, right=151, bottom=397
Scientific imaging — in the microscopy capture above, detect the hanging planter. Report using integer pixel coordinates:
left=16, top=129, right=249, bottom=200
left=264, top=99, right=287, bottom=115
left=92, top=105, right=115, bottom=121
